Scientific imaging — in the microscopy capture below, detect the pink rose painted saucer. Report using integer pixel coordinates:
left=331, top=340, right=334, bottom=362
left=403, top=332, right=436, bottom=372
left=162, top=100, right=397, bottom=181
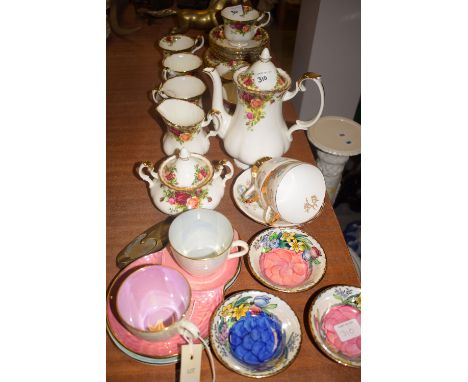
left=308, top=285, right=361, bottom=367
left=106, top=232, right=242, bottom=365
left=248, top=228, right=326, bottom=293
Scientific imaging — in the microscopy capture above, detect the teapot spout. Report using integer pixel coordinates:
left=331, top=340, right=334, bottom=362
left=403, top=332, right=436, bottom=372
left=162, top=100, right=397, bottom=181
left=203, top=67, right=232, bottom=138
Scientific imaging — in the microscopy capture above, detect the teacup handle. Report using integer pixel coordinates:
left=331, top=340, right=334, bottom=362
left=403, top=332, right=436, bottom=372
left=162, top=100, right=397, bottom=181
left=151, top=84, right=168, bottom=104
left=177, top=319, right=200, bottom=339
left=138, top=161, right=159, bottom=187
left=204, top=110, right=222, bottom=138
left=162, top=67, right=169, bottom=81
left=191, top=35, right=204, bottom=54
left=227, top=240, right=249, bottom=259
left=264, top=206, right=280, bottom=226
left=283, top=72, right=325, bottom=141
left=254, top=11, right=271, bottom=30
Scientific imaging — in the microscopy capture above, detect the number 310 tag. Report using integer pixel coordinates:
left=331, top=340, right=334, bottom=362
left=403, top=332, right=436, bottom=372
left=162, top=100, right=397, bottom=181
left=254, top=70, right=273, bottom=87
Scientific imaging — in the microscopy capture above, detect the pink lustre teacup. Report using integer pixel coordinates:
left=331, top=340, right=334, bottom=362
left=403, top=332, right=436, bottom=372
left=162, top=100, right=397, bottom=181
left=116, top=265, right=200, bottom=342
left=169, top=209, right=249, bottom=277
left=221, top=5, right=270, bottom=47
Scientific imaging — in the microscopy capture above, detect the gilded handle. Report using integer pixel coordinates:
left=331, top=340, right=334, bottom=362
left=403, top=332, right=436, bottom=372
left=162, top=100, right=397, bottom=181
left=191, top=35, right=204, bottom=53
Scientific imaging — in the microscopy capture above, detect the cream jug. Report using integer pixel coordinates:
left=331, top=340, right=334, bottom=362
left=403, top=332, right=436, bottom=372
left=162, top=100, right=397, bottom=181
left=203, top=48, right=325, bottom=169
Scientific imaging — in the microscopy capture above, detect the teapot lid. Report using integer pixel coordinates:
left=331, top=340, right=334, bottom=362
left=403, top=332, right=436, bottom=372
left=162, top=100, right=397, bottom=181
left=158, top=148, right=213, bottom=191
left=236, top=48, right=288, bottom=92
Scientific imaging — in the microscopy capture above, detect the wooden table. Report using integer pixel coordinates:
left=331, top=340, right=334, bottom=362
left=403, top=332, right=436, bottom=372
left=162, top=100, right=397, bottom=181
left=107, top=15, right=360, bottom=382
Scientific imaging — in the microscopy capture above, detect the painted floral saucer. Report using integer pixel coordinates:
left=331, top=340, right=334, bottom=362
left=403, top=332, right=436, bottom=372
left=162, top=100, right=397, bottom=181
left=210, top=290, right=301, bottom=378
left=233, top=168, right=295, bottom=227
left=308, top=285, right=361, bottom=367
left=248, top=228, right=326, bottom=293
left=106, top=235, right=242, bottom=365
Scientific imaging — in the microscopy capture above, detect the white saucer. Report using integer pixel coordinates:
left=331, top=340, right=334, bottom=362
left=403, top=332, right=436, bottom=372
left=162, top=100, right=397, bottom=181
left=232, top=168, right=296, bottom=227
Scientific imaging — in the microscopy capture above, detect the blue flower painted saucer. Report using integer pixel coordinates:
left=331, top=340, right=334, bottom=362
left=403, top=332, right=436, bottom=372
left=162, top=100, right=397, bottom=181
left=210, top=290, right=301, bottom=378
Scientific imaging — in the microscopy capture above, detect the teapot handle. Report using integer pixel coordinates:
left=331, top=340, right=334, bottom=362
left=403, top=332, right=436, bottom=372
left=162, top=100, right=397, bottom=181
left=190, top=35, right=204, bottom=54
left=138, top=161, right=159, bottom=187
left=213, top=159, right=234, bottom=184
left=284, top=72, right=324, bottom=141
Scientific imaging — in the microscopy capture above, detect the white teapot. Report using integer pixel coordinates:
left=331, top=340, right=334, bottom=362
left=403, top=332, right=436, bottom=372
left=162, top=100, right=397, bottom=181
left=203, top=48, right=325, bottom=169
left=138, top=148, right=234, bottom=215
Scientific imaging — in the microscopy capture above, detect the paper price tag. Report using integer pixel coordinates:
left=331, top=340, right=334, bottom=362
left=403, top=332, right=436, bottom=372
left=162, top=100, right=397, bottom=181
left=229, top=5, right=244, bottom=16
left=334, top=318, right=361, bottom=342
left=254, top=70, right=274, bottom=87
left=180, top=343, right=203, bottom=382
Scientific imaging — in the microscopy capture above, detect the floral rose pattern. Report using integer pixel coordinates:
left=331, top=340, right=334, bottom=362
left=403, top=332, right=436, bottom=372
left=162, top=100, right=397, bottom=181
left=163, top=35, right=181, bottom=46
left=168, top=125, right=199, bottom=144
left=164, top=166, right=177, bottom=186
left=192, top=164, right=209, bottom=185
left=226, top=21, right=252, bottom=35
left=256, top=230, right=320, bottom=287
left=160, top=187, right=212, bottom=213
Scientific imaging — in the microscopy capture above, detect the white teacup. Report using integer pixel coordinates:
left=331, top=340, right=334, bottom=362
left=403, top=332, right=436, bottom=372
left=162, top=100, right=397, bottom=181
left=162, top=53, right=203, bottom=80
left=152, top=75, right=206, bottom=107
left=158, top=34, right=204, bottom=57
left=169, top=209, right=249, bottom=277
left=221, top=5, right=270, bottom=47
left=262, top=162, right=327, bottom=225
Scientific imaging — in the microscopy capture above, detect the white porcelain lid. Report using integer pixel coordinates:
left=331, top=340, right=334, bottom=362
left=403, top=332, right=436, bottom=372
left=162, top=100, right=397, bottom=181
left=236, top=48, right=287, bottom=91
left=307, top=116, right=361, bottom=156
left=159, top=35, right=194, bottom=51
left=221, top=5, right=259, bottom=21
left=158, top=148, right=213, bottom=191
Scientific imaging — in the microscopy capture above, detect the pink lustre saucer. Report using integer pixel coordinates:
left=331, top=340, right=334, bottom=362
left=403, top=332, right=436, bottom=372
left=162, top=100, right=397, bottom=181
left=106, top=232, right=242, bottom=364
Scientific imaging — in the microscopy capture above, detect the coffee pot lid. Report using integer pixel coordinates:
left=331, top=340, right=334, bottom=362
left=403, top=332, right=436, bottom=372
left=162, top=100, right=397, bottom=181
left=237, top=48, right=287, bottom=91
left=158, top=148, right=213, bottom=191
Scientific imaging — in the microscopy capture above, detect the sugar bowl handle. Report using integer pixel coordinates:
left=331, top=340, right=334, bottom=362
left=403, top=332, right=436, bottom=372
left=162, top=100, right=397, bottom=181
left=213, top=159, right=234, bottom=184
left=191, top=35, right=204, bottom=54
left=138, top=161, right=159, bottom=187
left=284, top=72, right=324, bottom=140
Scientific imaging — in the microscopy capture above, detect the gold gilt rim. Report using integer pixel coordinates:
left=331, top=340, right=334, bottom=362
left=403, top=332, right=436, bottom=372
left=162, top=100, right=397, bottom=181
left=210, top=43, right=269, bottom=58
left=246, top=227, right=327, bottom=293
left=158, top=152, right=214, bottom=191
left=209, top=26, right=269, bottom=53
left=307, top=285, right=361, bottom=368
left=114, top=265, right=193, bottom=336
left=208, top=289, right=302, bottom=378
left=106, top=258, right=242, bottom=362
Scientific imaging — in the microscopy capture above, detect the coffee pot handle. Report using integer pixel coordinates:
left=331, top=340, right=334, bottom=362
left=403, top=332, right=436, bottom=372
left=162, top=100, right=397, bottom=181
left=138, top=161, right=159, bottom=187
left=191, top=35, right=204, bottom=54
left=284, top=72, right=324, bottom=140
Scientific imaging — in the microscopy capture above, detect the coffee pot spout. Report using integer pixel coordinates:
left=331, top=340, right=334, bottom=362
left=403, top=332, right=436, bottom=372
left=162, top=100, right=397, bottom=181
left=203, top=67, right=232, bottom=138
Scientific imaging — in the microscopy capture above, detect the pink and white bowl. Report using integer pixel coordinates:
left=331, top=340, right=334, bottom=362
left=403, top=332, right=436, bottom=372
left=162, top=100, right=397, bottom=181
left=248, top=228, right=327, bottom=293
left=308, top=285, right=361, bottom=367
left=106, top=235, right=242, bottom=364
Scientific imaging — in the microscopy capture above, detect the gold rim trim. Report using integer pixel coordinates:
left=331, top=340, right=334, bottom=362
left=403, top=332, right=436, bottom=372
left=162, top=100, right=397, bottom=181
left=307, top=285, right=361, bottom=368
left=208, top=289, right=302, bottom=378
left=234, top=67, right=291, bottom=96
left=209, top=26, right=269, bottom=54
left=246, top=227, right=327, bottom=293
left=106, top=256, right=242, bottom=361
left=158, top=152, right=214, bottom=192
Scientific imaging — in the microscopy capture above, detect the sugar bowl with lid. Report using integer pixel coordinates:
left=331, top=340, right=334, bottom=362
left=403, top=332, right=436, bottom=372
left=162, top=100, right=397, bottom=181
left=138, top=148, right=234, bottom=215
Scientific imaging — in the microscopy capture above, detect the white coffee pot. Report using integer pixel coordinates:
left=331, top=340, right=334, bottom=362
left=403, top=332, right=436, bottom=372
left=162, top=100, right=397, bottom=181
left=203, top=48, right=325, bottom=169
left=138, top=148, right=234, bottom=215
